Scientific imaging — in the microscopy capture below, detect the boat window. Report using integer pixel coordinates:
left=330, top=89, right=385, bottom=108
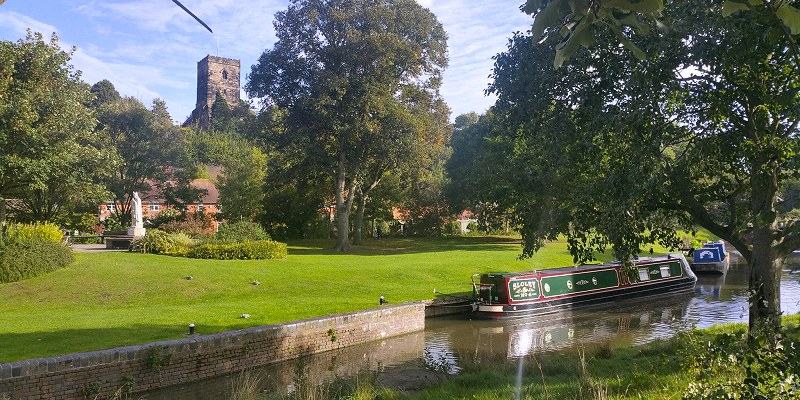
left=660, top=266, right=671, bottom=278
left=638, top=268, right=650, bottom=281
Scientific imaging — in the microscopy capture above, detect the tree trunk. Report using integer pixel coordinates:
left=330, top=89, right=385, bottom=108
left=0, top=196, right=6, bottom=233
left=333, top=154, right=356, bottom=252
left=748, top=227, right=782, bottom=341
left=353, top=191, right=367, bottom=245
left=747, top=160, right=782, bottom=343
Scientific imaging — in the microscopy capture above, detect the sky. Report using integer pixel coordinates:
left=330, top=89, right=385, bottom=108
left=0, top=0, right=532, bottom=123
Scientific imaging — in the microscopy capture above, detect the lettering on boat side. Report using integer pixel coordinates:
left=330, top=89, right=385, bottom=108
left=508, top=278, right=539, bottom=301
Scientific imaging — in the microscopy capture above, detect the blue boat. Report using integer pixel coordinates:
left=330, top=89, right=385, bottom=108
left=691, top=241, right=730, bottom=274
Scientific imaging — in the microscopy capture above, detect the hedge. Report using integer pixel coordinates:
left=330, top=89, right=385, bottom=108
left=0, top=241, right=74, bottom=284
left=187, top=240, right=287, bottom=260
left=5, top=222, right=63, bottom=244
left=216, top=221, right=271, bottom=242
left=131, top=230, right=194, bottom=257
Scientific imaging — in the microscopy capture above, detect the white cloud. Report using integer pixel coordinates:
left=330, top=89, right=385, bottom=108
left=3, top=1, right=531, bottom=121
left=0, top=11, right=58, bottom=37
left=422, top=0, right=531, bottom=117
left=0, top=10, right=174, bottom=117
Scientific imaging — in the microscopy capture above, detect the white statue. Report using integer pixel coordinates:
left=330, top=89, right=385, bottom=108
left=128, top=191, right=146, bottom=237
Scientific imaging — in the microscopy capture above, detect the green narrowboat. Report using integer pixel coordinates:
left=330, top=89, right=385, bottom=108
left=472, top=254, right=696, bottom=319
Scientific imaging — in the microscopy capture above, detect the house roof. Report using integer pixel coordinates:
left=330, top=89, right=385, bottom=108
left=191, top=178, right=219, bottom=204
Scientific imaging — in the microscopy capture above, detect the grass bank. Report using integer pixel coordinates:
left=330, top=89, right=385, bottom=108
left=398, top=315, right=800, bottom=400
left=265, top=315, right=800, bottom=400
left=0, top=237, right=584, bottom=362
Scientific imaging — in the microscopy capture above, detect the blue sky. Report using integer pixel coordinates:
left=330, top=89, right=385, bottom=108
left=0, top=0, right=531, bottom=123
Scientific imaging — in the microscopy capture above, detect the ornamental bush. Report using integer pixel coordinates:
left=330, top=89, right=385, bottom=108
left=131, top=230, right=195, bottom=257
left=187, top=240, right=287, bottom=260
left=0, top=240, right=74, bottom=283
left=216, top=221, right=271, bottom=242
left=5, top=222, right=63, bottom=245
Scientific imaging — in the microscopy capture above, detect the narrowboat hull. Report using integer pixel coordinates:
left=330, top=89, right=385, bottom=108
left=473, top=254, right=696, bottom=320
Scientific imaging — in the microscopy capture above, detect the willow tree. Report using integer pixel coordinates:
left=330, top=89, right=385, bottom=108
left=489, top=0, right=800, bottom=339
left=247, top=0, right=448, bottom=251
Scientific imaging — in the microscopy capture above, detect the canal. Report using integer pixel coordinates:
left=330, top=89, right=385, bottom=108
left=147, top=260, right=800, bottom=399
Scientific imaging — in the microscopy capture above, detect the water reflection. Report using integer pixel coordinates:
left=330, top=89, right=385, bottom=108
left=146, top=261, right=800, bottom=399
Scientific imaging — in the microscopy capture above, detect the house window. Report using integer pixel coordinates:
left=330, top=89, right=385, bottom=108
left=149, top=202, right=160, bottom=212
left=105, top=203, right=115, bottom=213
left=197, top=204, right=205, bottom=213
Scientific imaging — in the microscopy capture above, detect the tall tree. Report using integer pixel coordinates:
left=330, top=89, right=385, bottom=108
left=187, top=131, right=267, bottom=222
left=247, top=0, right=448, bottom=251
left=95, top=97, right=185, bottom=222
left=488, top=0, right=800, bottom=339
left=90, top=79, right=121, bottom=108
left=445, top=111, right=515, bottom=231
left=521, top=0, right=800, bottom=67
left=0, top=32, right=116, bottom=223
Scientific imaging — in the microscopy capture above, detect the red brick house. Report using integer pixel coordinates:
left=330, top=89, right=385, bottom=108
left=98, top=178, right=221, bottom=230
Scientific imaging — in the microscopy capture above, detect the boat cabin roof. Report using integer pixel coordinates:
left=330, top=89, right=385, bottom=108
left=483, top=255, right=679, bottom=278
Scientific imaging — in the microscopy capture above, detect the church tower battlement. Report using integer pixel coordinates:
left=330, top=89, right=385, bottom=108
left=184, top=55, right=241, bottom=128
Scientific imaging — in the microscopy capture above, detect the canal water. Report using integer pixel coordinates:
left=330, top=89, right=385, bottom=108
left=147, top=260, right=800, bottom=399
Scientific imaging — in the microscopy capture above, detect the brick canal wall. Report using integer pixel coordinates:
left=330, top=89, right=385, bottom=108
left=0, top=303, right=425, bottom=400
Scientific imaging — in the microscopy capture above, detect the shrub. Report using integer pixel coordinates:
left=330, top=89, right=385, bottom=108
left=216, top=221, right=271, bottom=242
left=146, top=208, right=182, bottom=228
left=0, top=240, right=74, bottom=283
left=4, top=222, right=63, bottom=244
left=131, top=230, right=194, bottom=257
left=187, top=240, right=287, bottom=260
left=159, top=213, right=215, bottom=239
left=443, top=220, right=462, bottom=236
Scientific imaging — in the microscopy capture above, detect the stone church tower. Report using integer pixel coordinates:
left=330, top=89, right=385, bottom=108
left=184, top=55, right=241, bottom=128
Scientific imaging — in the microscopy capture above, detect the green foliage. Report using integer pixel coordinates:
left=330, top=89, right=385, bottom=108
left=522, top=0, right=800, bottom=67
left=0, top=240, right=73, bottom=283
left=683, top=329, right=800, bottom=399
left=187, top=131, right=266, bottom=222
left=218, top=146, right=266, bottom=222
left=4, top=222, right=63, bottom=244
left=0, top=32, right=116, bottom=222
left=158, top=213, right=215, bottom=239
left=247, top=0, right=449, bottom=251
left=216, top=221, right=271, bottom=242
left=89, top=79, right=121, bottom=108
left=187, top=240, right=287, bottom=260
left=102, top=213, right=126, bottom=232
left=131, top=230, right=194, bottom=257
left=96, top=96, right=193, bottom=220
left=146, top=208, right=182, bottom=228
left=442, top=220, right=462, bottom=236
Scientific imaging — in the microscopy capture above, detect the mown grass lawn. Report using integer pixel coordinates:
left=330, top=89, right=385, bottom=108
left=0, top=236, right=590, bottom=362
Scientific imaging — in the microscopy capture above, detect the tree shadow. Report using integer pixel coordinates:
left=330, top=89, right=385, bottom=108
left=287, top=236, right=523, bottom=256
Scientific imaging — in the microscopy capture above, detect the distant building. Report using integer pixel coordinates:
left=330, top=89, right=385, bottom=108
left=183, top=55, right=241, bottom=129
left=98, top=177, right=221, bottom=230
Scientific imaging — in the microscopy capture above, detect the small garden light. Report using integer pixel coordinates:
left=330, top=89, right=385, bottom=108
left=188, top=323, right=196, bottom=335
left=379, top=295, right=386, bottom=305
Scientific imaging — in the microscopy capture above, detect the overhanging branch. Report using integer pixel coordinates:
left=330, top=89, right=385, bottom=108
left=775, top=219, right=800, bottom=257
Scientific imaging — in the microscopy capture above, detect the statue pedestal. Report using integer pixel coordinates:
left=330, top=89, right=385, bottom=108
left=128, top=227, right=146, bottom=238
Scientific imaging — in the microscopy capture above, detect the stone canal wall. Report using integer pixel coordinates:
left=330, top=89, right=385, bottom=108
left=0, top=303, right=425, bottom=400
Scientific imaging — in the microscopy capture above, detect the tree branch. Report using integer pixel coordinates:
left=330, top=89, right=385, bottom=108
left=675, top=187, right=752, bottom=261
left=775, top=219, right=800, bottom=257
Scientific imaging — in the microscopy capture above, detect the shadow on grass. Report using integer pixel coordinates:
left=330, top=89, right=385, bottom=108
left=287, top=236, right=523, bottom=256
